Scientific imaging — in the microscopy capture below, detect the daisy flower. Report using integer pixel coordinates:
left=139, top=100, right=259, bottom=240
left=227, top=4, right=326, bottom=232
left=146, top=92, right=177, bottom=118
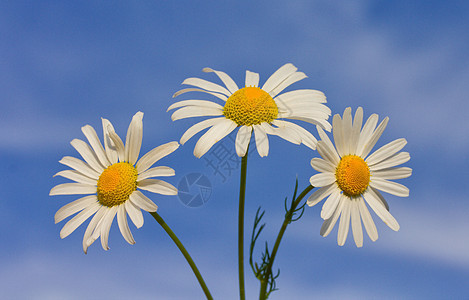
left=307, top=107, right=411, bottom=247
left=50, top=112, right=179, bottom=253
left=168, top=63, right=331, bottom=158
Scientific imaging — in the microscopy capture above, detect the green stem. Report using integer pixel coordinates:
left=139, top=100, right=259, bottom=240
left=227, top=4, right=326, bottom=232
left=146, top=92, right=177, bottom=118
left=259, top=184, right=314, bottom=300
left=238, top=153, right=249, bottom=300
left=150, top=211, right=213, bottom=300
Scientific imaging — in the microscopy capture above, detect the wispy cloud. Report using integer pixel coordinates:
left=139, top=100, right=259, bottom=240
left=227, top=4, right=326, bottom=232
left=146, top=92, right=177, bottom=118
left=266, top=1, right=469, bottom=155
left=288, top=191, right=469, bottom=272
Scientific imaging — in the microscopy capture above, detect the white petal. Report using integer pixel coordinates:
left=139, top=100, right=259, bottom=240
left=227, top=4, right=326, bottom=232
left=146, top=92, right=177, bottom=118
left=136, top=141, right=179, bottom=174
left=172, top=88, right=228, bottom=101
left=317, top=127, right=340, bottom=164
left=102, top=118, right=119, bottom=165
left=320, top=196, right=345, bottom=237
left=372, top=167, right=412, bottom=180
left=89, top=212, right=105, bottom=237
left=369, top=187, right=389, bottom=211
left=263, top=122, right=302, bottom=145
left=280, top=108, right=331, bottom=123
left=253, top=124, right=269, bottom=157
left=107, top=130, right=125, bottom=163
left=100, top=206, right=118, bottom=251
left=350, top=107, right=363, bottom=154
left=275, top=93, right=329, bottom=120
left=125, top=112, right=143, bottom=165
left=358, top=197, right=378, bottom=241
left=59, top=156, right=100, bottom=179
left=245, top=70, right=260, bottom=87
left=70, top=139, right=105, bottom=173
left=81, top=125, right=111, bottom=167
left=332, top=114, right=346, bottom=157
left=203, top=67, right=239, bottom=93
left=55, top=195, right=97, bottom=223
left=261, top=63, right=298, bottom=94
left=317, top=141, right=340, bottom=167
left=337, top=199, right=351, bottom=246
left=370, top=177, right=409, bottom=197
left=59, top=201, right=100, bottom=239
left=309, top=172, right=336, bottom=187
left=274, top=89, right=327, bottom=104
left=117, top=205, right=135, bottom=245
left=363, top=189, right=400, bottom=231
left=361, top=117, right=389, bottom=158
left=275, top=94, right=329, bottom=108
left=350, top=200, right=363, bottom=247
left=306, top=183, right=336, bottom=206
left=370, top=152, right=410, bottom=170
left=129, top=190, right=159, bottom=212
left=137, top=166, right=176, bottom=180
left=50, top=183, right=96, bottom=196
left=179, top=117, right=226, bottom=145
left=235, top=125, right=252, bottom=157
left=269, top=72, right=307, bottom=98
left=82, top=206, right=106, bottom=254
left=341, top=108, right=353, bottom=155
left=88, top=215, right=104, bottom=251
left=193, top=119, right=237, bottom=158
left=125, top=200, right=144, bottom=228
left=271, top=120, right=318, bottom=150
left=54, top=170, right=96, bottom=185
left=356, top=114, right=378, bottom=157
left=138, top=179, right=178, bottom=196
left=321, top=189, right=341, bottom=220
left=366, top=138, right=407, bottom=166
left=256, top=122, right=273, bottom=136
left=171, top=106, right=224, bottom=121
left=182, top=77, right=231, bottom=96
left=167, top=100, right=224, bottom=111
left=310, top=157, right=335, bottom=173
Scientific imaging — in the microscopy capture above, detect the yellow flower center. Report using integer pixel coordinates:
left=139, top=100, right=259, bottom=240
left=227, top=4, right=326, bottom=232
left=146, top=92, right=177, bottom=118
left=335, top=155, right=370, bottom=197
left=97, top=162, right=138, bottom=207
left=223, top=86, right=278, bottom=126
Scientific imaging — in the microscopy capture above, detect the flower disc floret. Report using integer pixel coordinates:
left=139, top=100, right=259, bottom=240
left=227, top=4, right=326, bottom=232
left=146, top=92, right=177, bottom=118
left=335, top=155, right=370, bottom=197
left=223, top=86, right=278, bottom=126
left=97, top=162, right=138, bottom=207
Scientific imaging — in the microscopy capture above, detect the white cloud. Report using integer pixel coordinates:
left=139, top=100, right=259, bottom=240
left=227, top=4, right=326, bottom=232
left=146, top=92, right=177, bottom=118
left=377, top=200, right=469, bottom=269
left=288, top=190, right=469, bottom=272
left=270, top=0, right=469, bottom=155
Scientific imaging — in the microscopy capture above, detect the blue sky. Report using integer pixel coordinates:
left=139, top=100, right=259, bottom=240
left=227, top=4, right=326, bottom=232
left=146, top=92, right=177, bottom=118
left=1, top=1, right=468, bottom=299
